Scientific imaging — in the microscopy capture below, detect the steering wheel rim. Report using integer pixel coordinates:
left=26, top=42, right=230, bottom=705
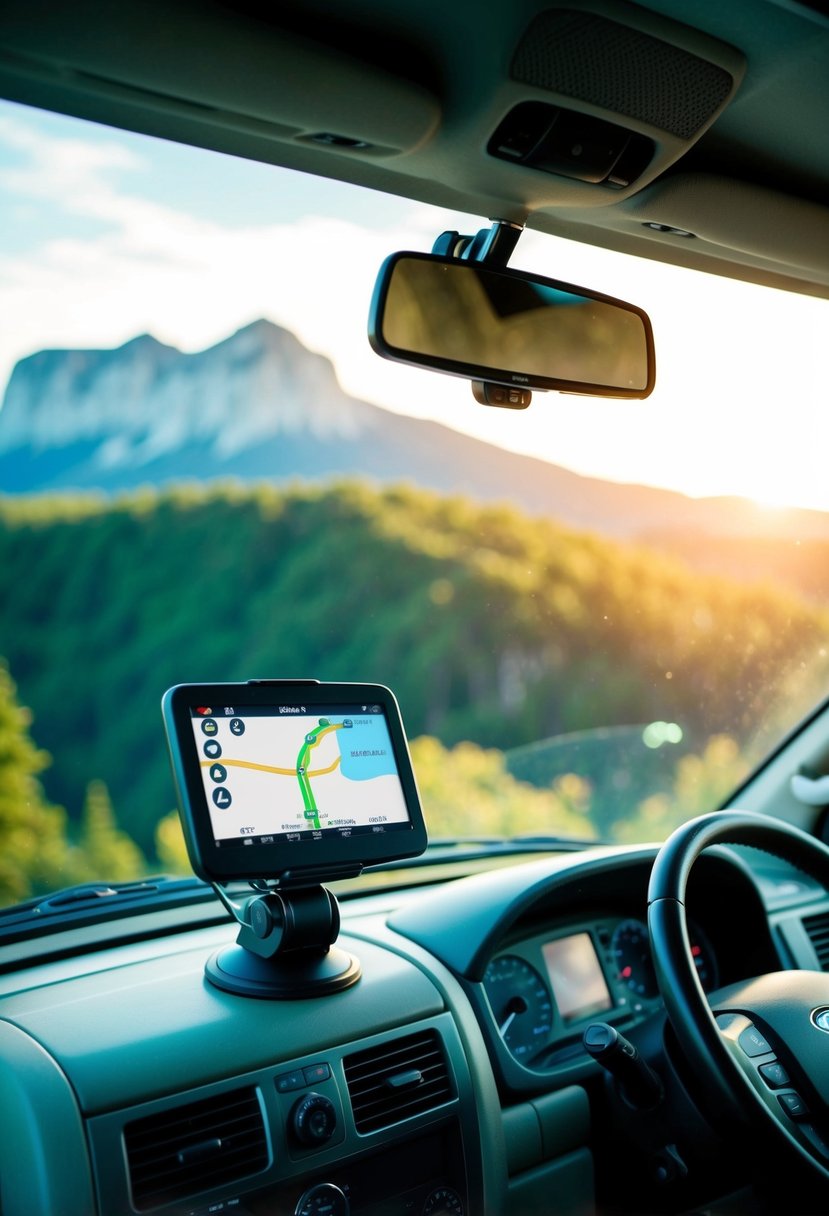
left=648, top=809, right=829, bottom=1192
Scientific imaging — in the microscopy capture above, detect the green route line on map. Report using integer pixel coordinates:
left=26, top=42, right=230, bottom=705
left=296, top=720, right=343, bottom=830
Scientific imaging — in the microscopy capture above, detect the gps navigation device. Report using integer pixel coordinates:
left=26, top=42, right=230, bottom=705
left=162, top=680, right=427, bottom=886
left=163, top=681, right=428, bottom=998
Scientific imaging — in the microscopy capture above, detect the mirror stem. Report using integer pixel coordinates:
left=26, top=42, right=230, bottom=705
left=432, top=218, right=524, bottom=268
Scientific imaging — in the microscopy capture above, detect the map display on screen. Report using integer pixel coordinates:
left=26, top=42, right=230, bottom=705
left=189, top=703, right=412, bottom=847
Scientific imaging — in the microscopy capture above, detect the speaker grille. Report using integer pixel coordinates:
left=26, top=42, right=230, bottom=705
left=511, top=10, right=733, bottom=140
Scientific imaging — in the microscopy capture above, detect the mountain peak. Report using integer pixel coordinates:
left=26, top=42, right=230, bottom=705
left=211, top=316, right=307, bottom=358
left=0, top=319, right=374, bottom=468
left=231, top=317, right=283, bottom=339
left=2, top=321, right=829, bottom=548
left=119, top=332, right=175, bottom=352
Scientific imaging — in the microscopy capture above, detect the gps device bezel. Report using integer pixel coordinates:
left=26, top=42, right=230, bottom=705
left=162, top=680, right=427, bottom=887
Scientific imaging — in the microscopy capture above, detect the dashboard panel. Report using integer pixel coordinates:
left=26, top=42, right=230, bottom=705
left=1, top=842, right=824, bottom=1216
left=0, top=928, right=494, bottom=1216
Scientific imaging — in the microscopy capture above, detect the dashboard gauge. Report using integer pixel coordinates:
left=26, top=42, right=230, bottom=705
left=610, top=919, right=658, bottom=1000
left=611, top=917, right=717, bottom=999
left=423, top=1186, right=464, bottom=1214
left=483, top=955, right=553, bottom=1062
left=687, top=921, right=717, bottom=993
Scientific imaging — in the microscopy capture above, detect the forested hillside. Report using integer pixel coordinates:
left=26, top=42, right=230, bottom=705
left=2, top=481, right=828, bottom=874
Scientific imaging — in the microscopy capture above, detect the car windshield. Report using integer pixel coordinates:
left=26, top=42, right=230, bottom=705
left=1, top=98, right=827, bottom=907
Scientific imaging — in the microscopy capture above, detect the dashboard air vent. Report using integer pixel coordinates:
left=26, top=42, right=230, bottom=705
left=803, top=911, right=829, bottom=969
left=343, top=1029, right=453, bottom=1133
left=124, top=1086, right=268, bottom=1210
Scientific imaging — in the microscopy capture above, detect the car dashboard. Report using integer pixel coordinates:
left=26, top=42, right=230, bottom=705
left=1, top=842, right=828, bottom=1216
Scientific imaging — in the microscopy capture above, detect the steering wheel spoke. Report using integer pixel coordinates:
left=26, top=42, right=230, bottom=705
left=714, top=1007, right=829, bottom=1157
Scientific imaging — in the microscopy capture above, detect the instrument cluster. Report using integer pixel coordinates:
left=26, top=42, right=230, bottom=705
left=483, top=915, right=716, bottom=1067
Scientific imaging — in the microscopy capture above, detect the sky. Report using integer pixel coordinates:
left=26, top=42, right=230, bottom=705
left=0, top=98, right=827, bottom=510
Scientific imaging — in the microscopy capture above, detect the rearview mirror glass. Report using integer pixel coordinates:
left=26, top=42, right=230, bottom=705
left=369, top=252, right=655, bottom=398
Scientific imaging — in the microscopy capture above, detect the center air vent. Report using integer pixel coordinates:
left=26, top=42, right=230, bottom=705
left=343, top=1029, right=453, bottom=1134
left=803, top=911, right=829, bottom=969
left=124, top=1086, right=268, bottom=1210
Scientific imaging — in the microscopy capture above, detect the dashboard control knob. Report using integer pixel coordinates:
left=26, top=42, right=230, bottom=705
left=291, top=1091, right=338, bottom=1145
left=248, top=895, right=274, bottom=939
left=295, top=1182, right=349, bottom=1215
left=423, top=1185, right=464, bottom=1214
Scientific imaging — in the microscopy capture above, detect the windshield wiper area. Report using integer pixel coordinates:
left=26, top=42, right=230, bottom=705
left=373, top=834, right=599, bottom=872
left=0, top=875, right=218, bottom=946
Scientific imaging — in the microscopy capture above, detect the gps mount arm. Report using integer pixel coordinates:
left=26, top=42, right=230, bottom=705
left=206, top=880, right=361, bottom=999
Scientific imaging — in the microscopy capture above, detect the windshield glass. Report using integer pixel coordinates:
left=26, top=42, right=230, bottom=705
left=1, top=99, right=827, bottom=905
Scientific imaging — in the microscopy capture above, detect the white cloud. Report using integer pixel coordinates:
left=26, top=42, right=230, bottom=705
left=0, top=115, right=419, bottom=385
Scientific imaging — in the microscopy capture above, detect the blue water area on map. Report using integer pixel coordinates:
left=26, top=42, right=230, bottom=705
left=333, top=716, right=399, bottom=782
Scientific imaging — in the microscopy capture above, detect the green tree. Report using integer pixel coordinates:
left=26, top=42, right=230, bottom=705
left=2, top=482, right=827, bottom=856
left=410, top=735, right=596, bottom=841
left=75, top=780, right=147, bottom=882
left=613, top=735, right=750, bottom=843
left=154, top=810, right=191, bottom=875
left=0, top=660, right=74, bottom=905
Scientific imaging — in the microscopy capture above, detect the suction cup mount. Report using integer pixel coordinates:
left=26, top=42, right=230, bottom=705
left=206, top=880, right=361, bottom=999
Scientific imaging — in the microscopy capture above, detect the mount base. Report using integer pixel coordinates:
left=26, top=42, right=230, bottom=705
left=205, top=943, right=361, bottom=999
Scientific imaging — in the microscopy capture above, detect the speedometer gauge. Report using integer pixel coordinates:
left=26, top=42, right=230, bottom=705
left=611, top=917, right=717, bottom=999
left=483, top=955, right=553, bottom=1062
left=610, top=919, right=658, bottom=999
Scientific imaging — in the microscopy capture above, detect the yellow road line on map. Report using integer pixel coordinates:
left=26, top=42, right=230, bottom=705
left=200, top=756, right=342, bottom=777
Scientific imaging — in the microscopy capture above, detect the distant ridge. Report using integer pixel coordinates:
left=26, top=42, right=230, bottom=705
left=2, top=318, right=828, bottom=543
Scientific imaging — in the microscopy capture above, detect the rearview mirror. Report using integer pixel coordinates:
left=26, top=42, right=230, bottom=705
left=368, top=252, right=655, bottom=399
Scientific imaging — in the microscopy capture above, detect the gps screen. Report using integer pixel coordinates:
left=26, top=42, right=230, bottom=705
left=189, top=702, right=413, bottom=852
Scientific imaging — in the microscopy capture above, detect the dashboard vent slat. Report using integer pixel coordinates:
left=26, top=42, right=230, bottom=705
left=803, top=911, right=829, bottom=969
left=124, top=1086, right=268, bottom=1210
left=343, top=1030, right=453, bottom=1133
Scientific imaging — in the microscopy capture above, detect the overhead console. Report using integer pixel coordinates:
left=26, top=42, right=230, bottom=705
left=484, top=2, right=745, bottom=204
left=489, top=101, right=654, bottom=191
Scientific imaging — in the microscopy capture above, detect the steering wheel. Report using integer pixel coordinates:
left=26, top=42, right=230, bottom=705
left=648, top=810, right=829, bottom=1196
